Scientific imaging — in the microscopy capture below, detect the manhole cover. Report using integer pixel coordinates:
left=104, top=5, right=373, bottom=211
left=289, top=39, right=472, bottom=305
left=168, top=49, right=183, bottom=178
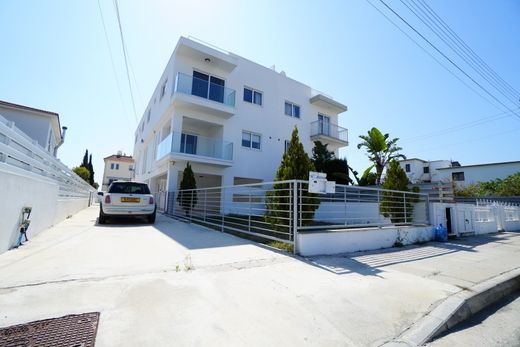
left=0, top=312, right=100, bottom=347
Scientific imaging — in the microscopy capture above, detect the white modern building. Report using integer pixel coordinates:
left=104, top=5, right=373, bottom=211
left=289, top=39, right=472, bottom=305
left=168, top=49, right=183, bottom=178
left=0, top=100, right=67, bottom=157
left=399, top=158, right=520, bottom=187
left=101, top=152, right=135, bottom=191
left=133, top=37, right=348, bottom=204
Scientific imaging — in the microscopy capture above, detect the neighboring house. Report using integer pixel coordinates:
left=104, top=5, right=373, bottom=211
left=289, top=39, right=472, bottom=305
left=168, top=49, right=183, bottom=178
left=101, top=152, right=135, bottom=191
left=0, top=100, right=66, bottom=157
left=399, top=158, right=520, bottom=187
left=436, top=160, right=520, bottom=187
left=132, top=37, right=348, bottom=199
left=399, top=158, right=453, bottom=184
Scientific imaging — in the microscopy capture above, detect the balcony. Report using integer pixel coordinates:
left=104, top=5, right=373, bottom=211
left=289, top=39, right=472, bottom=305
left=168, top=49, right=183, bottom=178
left=156, top=132, right=233, bottom=166
left=172, top=72, right=236, bottom=118
left=310, top=120, right=349, bottom=147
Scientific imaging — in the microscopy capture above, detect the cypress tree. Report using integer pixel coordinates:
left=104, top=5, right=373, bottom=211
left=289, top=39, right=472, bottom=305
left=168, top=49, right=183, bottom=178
left=177, top=162, right=197, bottom=216
left=88, top=154, right=95, bottom=186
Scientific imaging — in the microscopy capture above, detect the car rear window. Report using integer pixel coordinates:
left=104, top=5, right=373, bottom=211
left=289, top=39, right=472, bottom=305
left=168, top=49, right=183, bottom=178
left=109, top=182, right=150, bottom=194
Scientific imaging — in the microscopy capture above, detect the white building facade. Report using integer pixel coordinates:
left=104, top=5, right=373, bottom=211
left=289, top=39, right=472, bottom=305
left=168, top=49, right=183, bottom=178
left=133, top=37, right=348, bottom=204
left=0, top=100, right=66, bottom=157
left=101, top=153, right=135, bottom=191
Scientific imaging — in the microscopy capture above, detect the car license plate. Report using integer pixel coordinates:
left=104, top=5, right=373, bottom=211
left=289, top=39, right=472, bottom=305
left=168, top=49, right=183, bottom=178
left=121, top=197, right=140, bottom=203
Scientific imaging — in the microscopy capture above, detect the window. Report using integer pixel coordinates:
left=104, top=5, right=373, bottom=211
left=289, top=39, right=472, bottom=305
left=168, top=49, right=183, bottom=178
left=129, top=165, right=133, bottom=171
left=180, top=133, right=198, bottom=155
left=160, top=80, right=167, bottom=99
left=191, top=71, right=225, bottom=103
left=110, top=163, right=114, bottom=170
left=318, top=114, right=330, bottom=135
left=243, top=87, right=262, bottom=105
left=141, top=121, right=145, bottom=133
left=405, top=164, right=411, bottom=172
left=285, top=101, right=300, bottom=118
left=135, top=134, right=138, bottom=144
left=108, top=182, right=151, bottom=194
left=452, top=172, right=465, bottom=181
left=284, top=140, right=290, bottom=153
left=423, top=166, right=429, bottom=174
left=147, top=109, right=151, bottom=123
left=242, top=131, right=261, bottom=150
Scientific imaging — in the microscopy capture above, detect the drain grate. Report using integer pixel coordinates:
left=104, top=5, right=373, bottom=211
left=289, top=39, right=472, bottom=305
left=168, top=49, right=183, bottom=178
left=0, top=312, right=100, bottom=347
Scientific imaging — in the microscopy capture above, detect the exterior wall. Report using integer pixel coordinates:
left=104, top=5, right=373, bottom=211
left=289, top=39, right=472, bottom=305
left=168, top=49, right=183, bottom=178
left=133, top=37, right=347, bottom=195
left=399, top=159, right=426, bottom=183
left=429, top=160, right=452, bottom=182
left=101, top=158, right=134, bottom=191
left=430, top=202, right=520, bottom=236
left=297, top=226, right=434, bottom=256
left=437, top=162, right=520, bottom=187
left=0, top=107, right=61, bottom=156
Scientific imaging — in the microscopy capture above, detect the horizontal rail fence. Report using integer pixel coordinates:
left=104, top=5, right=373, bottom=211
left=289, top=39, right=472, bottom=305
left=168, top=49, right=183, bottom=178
left=166, top=180, right=430, bottom=245
left=167, top=180, right=298, bottom=244
left=0, top=115, right=95, bottom=199
left=299, top=182, right=430, bottom=230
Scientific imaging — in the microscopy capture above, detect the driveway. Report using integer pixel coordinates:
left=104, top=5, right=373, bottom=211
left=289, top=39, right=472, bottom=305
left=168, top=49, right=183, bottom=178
left=0, top=206, right=519, bottom=346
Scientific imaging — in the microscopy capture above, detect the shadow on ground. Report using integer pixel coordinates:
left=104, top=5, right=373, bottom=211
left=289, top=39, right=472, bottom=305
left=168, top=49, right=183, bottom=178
left=307, top=232, right=520, bottom=276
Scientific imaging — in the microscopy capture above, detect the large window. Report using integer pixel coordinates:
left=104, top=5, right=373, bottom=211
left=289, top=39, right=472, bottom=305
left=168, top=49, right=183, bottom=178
left=191, top=71, right=225, bottom=103
left=160, top=79, right=167, bottom=99
left=242, top=131, right=261, bottom=150
left=285, top=101, right=300, bottom=118
left=452, top=172, right=465, bottom=181
left=405, top=164, right=411, bottom=172
left=423, top=166, right=429, bottom=174
left=243, top=87, right=262, bottom=105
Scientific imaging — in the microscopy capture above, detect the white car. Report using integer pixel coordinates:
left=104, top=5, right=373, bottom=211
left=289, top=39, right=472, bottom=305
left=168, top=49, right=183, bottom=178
left=99, top=181, right=156, bottom=224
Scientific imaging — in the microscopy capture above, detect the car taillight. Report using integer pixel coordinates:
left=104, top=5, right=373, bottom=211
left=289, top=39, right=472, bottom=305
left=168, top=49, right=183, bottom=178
left=105, top=195, right=111, bottom=204
left=149, top=196, right=154, bottom=204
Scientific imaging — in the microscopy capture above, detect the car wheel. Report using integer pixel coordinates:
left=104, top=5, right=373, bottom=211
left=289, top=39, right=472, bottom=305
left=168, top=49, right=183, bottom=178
left=99, top=208, right=106, bottom=224
left=148, top=212, right=156, bottom=224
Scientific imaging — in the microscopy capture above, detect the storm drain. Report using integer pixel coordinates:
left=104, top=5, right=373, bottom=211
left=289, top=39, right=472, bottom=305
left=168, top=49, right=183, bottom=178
left=0, top=312, right=100, bottom=347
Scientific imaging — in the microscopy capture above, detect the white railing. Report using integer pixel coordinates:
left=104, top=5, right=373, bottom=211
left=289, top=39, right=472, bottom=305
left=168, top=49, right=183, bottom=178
left=165, top=180, right=430, bottom=252
left=0, top=115, right=95, bottom=198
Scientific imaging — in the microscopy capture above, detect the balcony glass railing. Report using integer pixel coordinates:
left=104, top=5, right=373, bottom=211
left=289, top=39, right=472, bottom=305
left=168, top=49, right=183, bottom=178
left=310, top=120, right=348, bottom=143
left=174, top=72, right=236, bottom=107
left=156, top=132, right=233, bottom=161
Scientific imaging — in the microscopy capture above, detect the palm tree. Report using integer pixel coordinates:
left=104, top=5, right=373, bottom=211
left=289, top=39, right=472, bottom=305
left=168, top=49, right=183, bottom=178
left=357, top=127, right=405, bottom=185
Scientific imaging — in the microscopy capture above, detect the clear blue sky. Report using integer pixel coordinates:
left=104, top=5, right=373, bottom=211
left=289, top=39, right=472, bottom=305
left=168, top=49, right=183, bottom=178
left=1, top=0, right=519, bottom=185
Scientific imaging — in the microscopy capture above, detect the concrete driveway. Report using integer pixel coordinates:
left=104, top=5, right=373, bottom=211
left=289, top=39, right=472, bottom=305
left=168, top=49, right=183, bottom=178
left=0, top=206, right=519, bottom=346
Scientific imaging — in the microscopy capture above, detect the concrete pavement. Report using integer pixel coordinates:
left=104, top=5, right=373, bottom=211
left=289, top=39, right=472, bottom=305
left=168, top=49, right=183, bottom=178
left=0, top=206, right=519, bottom=346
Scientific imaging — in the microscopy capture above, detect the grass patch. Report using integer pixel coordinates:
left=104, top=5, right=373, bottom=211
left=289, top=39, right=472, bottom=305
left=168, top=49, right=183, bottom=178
left=267, top=241, right=293, bottom=252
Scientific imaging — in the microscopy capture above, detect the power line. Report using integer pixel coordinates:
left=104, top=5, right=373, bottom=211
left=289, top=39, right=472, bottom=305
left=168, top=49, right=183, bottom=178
left=416, top=0, right=520, bottom=99
left=401, top=0, right=519, bottom=105
left=400, top=108, right=519, bottom=144
left=375, top=0, right=520, bottom=120
left=364, top=0, right=504, bottom=112
left=96, top=0, right=133, bottom=130
left=113, top=0, right=138, bottom=124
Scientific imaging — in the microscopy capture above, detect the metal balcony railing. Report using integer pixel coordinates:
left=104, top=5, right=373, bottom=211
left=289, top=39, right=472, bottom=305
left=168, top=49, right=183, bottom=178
left=174, top=72, right=236, bottom=107
left=157, top=132, right=233, bottom=161
left=310, top=120, right=348, bottom=143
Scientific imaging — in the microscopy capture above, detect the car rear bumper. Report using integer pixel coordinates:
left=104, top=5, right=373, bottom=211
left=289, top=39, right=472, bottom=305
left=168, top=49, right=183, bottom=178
left=101, top=205, right=156, bottom=216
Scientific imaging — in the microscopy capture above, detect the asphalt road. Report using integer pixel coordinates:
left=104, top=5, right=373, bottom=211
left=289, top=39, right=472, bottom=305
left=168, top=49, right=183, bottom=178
left=428, top=291, right=520, bottom=347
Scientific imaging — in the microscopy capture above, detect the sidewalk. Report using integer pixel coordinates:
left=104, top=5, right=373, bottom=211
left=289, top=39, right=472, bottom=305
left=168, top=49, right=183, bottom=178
left=0, top=206, right=519, bottom=346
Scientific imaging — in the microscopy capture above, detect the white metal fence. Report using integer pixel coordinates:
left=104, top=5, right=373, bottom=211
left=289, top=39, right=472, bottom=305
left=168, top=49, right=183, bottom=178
left=166, top=180, right=430, bottom=248
left=0, top=115, right=94, bottom=198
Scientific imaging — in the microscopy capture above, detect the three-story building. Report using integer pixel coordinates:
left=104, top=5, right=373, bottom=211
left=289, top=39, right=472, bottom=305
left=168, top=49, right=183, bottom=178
left=133, top=37, right=348, bottom=208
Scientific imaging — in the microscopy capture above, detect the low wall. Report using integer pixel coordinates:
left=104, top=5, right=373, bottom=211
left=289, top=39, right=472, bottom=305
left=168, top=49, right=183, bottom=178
left=0, top=166, right=92, bottom=254
left=297, top=225, right=433, bottom=256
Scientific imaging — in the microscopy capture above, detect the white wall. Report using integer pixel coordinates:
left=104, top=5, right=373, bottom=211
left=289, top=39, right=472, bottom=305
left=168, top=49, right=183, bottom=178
left=297, top=226, right=434, bottom=256
left=0, top=166, right=91, bottom=253
left=437, top=162, right=520, bottom=187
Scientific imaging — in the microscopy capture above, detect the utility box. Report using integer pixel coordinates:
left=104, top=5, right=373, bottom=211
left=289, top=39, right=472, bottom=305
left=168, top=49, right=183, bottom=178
left=308, top=171, right=336, bottom=194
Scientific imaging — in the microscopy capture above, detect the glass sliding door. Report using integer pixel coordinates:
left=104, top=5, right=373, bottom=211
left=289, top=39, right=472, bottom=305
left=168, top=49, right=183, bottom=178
left=209, top=76, right=225, bottom=103
left=191, top=71, right=209, bottom=98
left=180, top=133, right=198, bottom=155
left=318, top=114, right=330, bottom=136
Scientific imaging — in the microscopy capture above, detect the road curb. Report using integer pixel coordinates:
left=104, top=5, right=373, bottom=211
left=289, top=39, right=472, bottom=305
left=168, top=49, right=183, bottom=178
left=382, top=267, right=520, bottom=347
